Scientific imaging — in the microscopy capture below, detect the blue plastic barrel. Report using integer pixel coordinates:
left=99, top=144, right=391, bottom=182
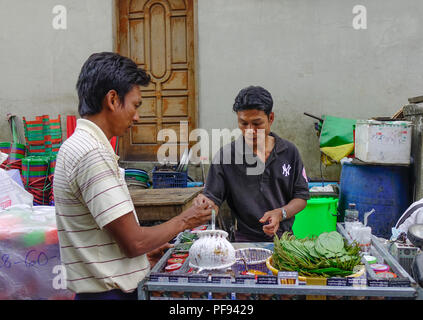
left=338, top=162, right=412, bottom=239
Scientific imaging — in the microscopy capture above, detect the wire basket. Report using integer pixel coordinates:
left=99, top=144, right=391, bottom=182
left=232, top=248, right=273, bottom=273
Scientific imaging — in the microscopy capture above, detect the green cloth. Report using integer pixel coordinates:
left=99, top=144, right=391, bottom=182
left=319, top=115, right=357, bottom=148
left=319, top=115, right=357, bottom=164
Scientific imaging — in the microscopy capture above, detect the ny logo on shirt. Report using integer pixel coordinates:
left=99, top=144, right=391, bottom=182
left=282, top=163, right=291, bottom=177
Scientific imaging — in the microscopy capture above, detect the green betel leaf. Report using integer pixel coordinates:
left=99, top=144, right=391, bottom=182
left=316, top=231, right=344, bottom=254
left=271, top=231, right=362, bottom=278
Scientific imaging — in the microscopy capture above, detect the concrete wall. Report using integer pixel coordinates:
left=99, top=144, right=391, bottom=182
left=197, top=0, right=423, bottom=180
left=1, top=0, right=423, bottom=180
left=0, top=0, right=115, bottom=140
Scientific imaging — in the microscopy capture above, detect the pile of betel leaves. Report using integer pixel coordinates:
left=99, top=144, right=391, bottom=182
left=272, top=231, right=362, bottom=278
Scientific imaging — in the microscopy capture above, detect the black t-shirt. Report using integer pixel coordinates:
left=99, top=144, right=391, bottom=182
left=203, top=132, right=310, bottom=242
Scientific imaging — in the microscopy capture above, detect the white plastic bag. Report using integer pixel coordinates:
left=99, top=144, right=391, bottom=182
left=0, top=152, right=8, bottom=165
left=0, top=169, right=33, bottom=209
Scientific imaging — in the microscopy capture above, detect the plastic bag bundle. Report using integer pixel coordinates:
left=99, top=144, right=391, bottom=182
left=0, top=205, right=74, bottom=300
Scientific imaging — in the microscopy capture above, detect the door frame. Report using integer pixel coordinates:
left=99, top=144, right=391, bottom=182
left=112, top=0, right=200, bottom=160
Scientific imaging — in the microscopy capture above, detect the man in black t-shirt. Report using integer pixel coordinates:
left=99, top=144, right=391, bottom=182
left=196, top=86, right=310, bottom=242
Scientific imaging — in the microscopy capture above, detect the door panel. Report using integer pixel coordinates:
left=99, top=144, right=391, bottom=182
left=117, top=0, right=196, bottom=161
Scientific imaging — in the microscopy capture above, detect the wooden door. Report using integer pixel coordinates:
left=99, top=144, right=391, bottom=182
left=116, top=0, right=197, bottom=161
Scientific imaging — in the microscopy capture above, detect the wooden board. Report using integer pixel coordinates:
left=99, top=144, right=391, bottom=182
left=130, top=187, right=203, bottom=221
left=408, top=96, right=423, bottom=104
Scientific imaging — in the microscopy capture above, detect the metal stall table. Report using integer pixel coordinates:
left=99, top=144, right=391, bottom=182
left=138, top=224, right=419, bottom=300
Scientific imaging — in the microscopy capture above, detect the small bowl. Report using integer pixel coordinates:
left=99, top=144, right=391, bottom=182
left=232, top=248, right=272, bottom=273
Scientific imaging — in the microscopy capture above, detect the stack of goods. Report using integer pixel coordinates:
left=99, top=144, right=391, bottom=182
left=271, top=231, right=363, bottom=278
left=124, top=168, right=151, bottom=189
left=23, top=115, right=62, bottom=157
left=0, top=205, right=75, bottom=300
left=0, top=115, right=63, bottom=207
left=22, top=156, right=56, bottom=206
left=0, top=142, right=26, bottom=172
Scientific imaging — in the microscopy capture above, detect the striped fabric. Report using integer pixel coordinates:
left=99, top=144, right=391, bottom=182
left=53, top=119, right=149, bottom=294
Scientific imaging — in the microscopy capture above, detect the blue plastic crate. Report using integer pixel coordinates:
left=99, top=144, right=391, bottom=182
left=152, top=167, right=188, bottom=189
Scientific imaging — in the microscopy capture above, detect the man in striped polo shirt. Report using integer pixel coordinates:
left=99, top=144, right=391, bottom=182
left=53, top=52, right=212, bottom=300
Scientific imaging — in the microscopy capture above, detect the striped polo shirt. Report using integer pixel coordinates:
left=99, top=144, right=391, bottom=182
left=53, top=119, right=149, bottom=294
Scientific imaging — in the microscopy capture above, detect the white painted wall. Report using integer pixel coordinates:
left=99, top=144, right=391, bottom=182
left=1, top=0, right=423, bottom=180
left=0, top=0, right=115, bottom=139
left=197, top=0, right=423, bottom=179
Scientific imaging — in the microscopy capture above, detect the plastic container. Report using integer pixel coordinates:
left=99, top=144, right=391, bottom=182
left=345, top=221, right=363, bottom=237
left=292, top=197, right=339, bottom=238
left=370, top=264, right=390, bottom=273
left=363, top=255, right=377, bottom=265
left=171, top=252, right=189, bottom=259
left=357, top=226, right=372, bottom=253
left=167, top=258, right=185, bottom=265
left=375, top=271, right=397, bottom=279
left=348, top=222, right=364, bottom=240
left=338, top=162, right=411, bottom=239
left=152, top=166, right=187, bottom=189
left=344, top=203, right=359, bottom=222
left=355, top=120, right=412, bottom=164
left=165, top=263, right=183, bottom=272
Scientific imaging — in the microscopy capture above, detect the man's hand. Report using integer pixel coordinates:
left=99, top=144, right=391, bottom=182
left=193, top=193, right=216, bottom=209
left=179, top=197, right=213, bottom=230
left=259, top=208, right=282, bottom=236
left=147, top=243, right=173, bottom=268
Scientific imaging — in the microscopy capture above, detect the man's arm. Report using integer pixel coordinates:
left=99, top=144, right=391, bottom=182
left=104, top=198, right=212, bottom=258
left=260, top=145, right=310, bottom=235
left=73, top=149, right=212, bottom=259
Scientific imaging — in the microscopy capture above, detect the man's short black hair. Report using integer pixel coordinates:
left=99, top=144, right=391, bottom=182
left=76, top=52, right=151, bottom=117
left=232, top=86, right=273, bottom=116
